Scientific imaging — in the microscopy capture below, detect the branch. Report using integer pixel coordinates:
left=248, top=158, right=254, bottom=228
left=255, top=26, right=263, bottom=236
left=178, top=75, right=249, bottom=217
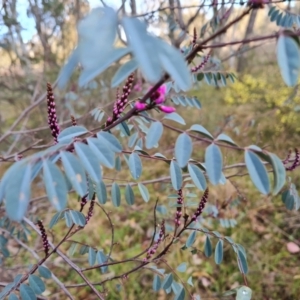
left=23, top=218, right=105, bottom=300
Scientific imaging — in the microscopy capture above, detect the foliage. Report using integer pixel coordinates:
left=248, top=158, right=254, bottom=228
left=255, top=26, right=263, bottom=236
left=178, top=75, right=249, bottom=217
left=1, top=1, right=300, bottom=299
left=224, top=73, right=300, bottom=135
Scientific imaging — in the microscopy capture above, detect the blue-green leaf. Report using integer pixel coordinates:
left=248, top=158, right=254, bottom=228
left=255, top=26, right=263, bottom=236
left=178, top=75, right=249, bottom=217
left=57, top=47, right=79, bottom=89
left=268, top=6, right=277, bottom=17
left=74, top=142, right=102, bottom=183
left=79, top=47, right=130, bottom=87
left=214, top=239, right=224, bottom=265
left=87, top=137, right=115, bottom=169
left=138, top=183, right=150, bottom=202
left=112, top=59, right=138, bottom=87
left=128, top=132, right=138, bottom=148
left=204, top=236, right=212, bottom=257
left=125, top=184, right=135, bottom=205
left=64, top=211, right=73, bottom=227
left=163, top=113, right=186, bottom=125
left=269, top=153, right=286, bottom=195
left=170, top=160, right=182, bottom=190
left=78, top=7, right=117, bottom=63
left=88, top=247, right=96, bottom=266
left=96, top=251, right=108, bottom=273
left=245, top=150, right=270, bottom=194
left=282, top=189, right=295, bottom=210
left=146, top=122, right=163, bottom=149
left=236, top=286, right=252, bottom=300
left=20, top=284, right=36, bottom=300
left=111, top=182, right=121, bottom=207
left=5, top=164, right=32, bottom=222
left=157, top=40, right=191, bottom=91
left=176, top=262, right=187, bottom=272
left=38, top=266, right=52, bottom=279
left=57, top=126, right=88, bottom=143
left=192, top=97, right=201, bottom=109
left=69, top=210, right=86, bottom=226
left=122, top=17, right=162, bottom=83
left=97, top=132, right=122, bottom=153
left=216, top=133, right=237, bottom=146
left=60, top=151, right=87, bottom=197
left=29, top=275, right=45, bottom=295
left=186, top=231, right=196, bottom=247
left=277, top=34, right=300, bottom=86
left=8, top=293, right=19, bottom=300
left=237, top=249, right=248, bottom=274
left=68, top=242, right=78, bottom=256
left=115, top=156, right=121, bottom=171
left=88, top=176, right=95, bottom=200
left=43, top=161, right=67, bottom=211
left=187, top=276, right=193, bottom=287
left=49, top=212, right=62, bottom=229
left=129, top=152, right=142, bottom=180
left=205, top=144, right=223, bottom=185
left=188, top=164, right=207, bottom=191
left=119, top=121, right=131, bottom=136
left=77, top=7, right=123, bottom=86
left=162, top=273, right=173, bottom=290
left=96, top=181, right=107, bottom=204
left=175, top=133, right=192, bottom=168
left=152, top=275, right=161, bottom=291
left=0, top=160, right=25, bottom=204
left=190, top=124, right=213, bottom=139
left=174, top=287, right=185, bottom=300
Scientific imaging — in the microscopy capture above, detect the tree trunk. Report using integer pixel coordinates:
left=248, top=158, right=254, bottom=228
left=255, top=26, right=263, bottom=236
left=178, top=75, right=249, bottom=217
left=236, top=9, right=258, bottom=73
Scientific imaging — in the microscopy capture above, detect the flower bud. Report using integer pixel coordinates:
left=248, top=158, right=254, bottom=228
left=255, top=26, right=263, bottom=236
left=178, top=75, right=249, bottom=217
left=158, top=105, right=176, bottom=114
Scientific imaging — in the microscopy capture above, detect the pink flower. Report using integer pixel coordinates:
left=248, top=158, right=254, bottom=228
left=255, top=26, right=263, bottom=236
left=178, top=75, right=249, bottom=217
left=158, top=105, right=176, bottom=114
left=157, top=85, right=167, bottom=95
left=150, top=84, right=167, bottom=104
left=135, top=101, right=147, bottom=111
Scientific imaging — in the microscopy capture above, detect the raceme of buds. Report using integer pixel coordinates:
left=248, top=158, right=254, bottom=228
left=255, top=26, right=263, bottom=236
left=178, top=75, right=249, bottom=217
left=285, top=148, right=300, bottom=171
left=135, top=101, right=147, bottom=111
left=37, top=220, right=50, bottom=256
left=144, top=220, right=165, bottom=261
left=150, top=85, right=167, bottom=104
left=47, top=83, right=60, bottom=143
left=283, top=150, right=292, bottom=165
left=191, top=54, right=211, bottom=73
left=86, top=200, right=95, bottom=224
left=158, top=105, right=176, bottom=114
left=106, top=74, right=134, bottom=126
left=191, top=188, right=209, bottom=222
left=175, top=189, right=184, bottom=226
left=80, top=194, right=88, bottom=211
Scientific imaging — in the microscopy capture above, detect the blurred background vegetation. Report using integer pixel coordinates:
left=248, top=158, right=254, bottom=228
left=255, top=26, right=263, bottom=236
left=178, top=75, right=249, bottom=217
left=1, top=0, right=300, bottom=299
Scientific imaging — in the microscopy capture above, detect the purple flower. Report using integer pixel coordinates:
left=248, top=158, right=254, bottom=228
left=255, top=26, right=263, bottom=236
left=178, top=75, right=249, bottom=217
left=158, top=105, right=176, bottom=114
left=135, top=101, right=147, bottom=111
left=150, top=84, right=167, bottom=104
